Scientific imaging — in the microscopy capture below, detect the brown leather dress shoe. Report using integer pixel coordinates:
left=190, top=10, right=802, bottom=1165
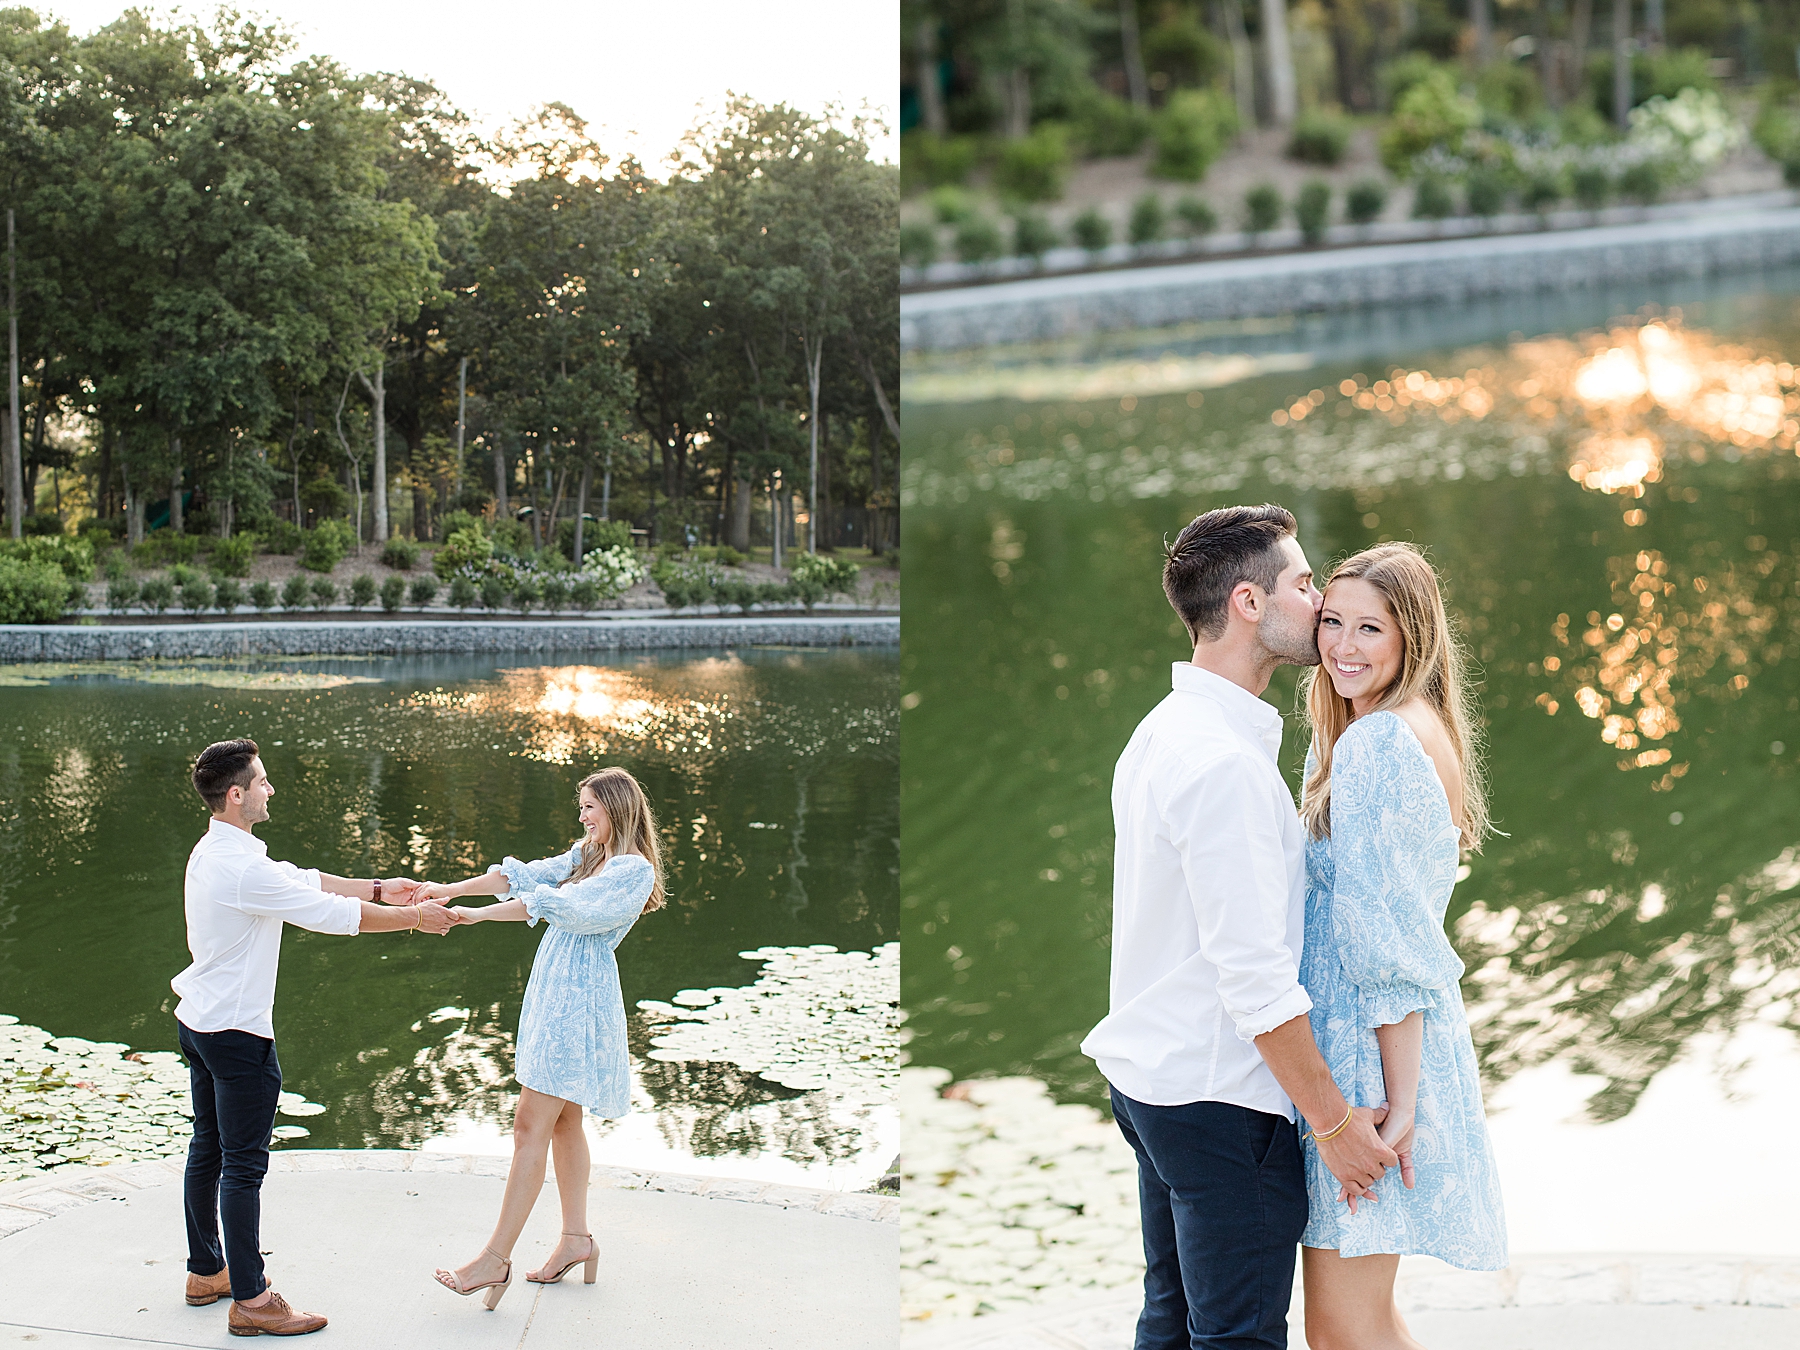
left=186, top=1267, right=232, bottom=1306
left=227, top=1292, right=327, bottom=1337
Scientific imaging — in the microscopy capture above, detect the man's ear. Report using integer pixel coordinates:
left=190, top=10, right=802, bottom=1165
left=1230, top=581, right=1263, bottom=624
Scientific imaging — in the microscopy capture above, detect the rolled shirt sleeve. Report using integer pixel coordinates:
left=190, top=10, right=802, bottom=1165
left=237, top=856, right=361, bottom=935
left=1163, top=750, right=1313, bottom=1042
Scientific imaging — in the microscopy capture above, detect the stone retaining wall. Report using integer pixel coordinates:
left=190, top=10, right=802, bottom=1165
left=0, top=1149, right=897, bottom=1243
left=0, top=615, right=898, bottom=662
left=899, top=206, right=1800, bottom=352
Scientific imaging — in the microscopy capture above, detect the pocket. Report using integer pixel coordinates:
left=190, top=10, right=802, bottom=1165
left=1246, top=1109, right=1286, bottom=1169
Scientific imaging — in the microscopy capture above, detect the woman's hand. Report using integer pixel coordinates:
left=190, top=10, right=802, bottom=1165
left=415, top=881, right=457, bottom=903
left=447, top=905, right=483, bottom=925
left=1376, top=1102, right=1416, bottom=1192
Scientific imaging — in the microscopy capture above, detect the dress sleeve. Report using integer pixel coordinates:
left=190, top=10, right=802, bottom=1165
left=520, top=854, right=654, bottom=934
left=493, top=843, right=581, bottom=899
left=1328, top=715, right=1465, bottom=1029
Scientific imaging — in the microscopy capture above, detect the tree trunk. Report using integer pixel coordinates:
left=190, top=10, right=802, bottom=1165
left=1644, top=0, right=1662, bottom=47
left=493, top=445, right=509, bottom=518
left=574, top=458, right=592, bottom=563
left=1259, top=0, right=1298, bottom=126
left=917, top=18, right=947, bottom=134
left=1003, top=68, right=1031, bottom=138
left=848, top=329, right=901, bottom=444
left=1472, top=0, right=1493, bottom=64
left=357, top=361, right=389, bottom=541
left=1570, top=0, right=1594, bottom=101
left=169, top=436, right=183, bottom=533
left=805, top=336, right=823, bottom=555
left=97, top=425, right=114, bottom=520
left=1538, top=0, right=1559, bottom=106
left=528, top=444, right=542, bottom=550
left=1120, top=0, right=1150, bottom=109
left=818, top=412, right=833, bottom=553
left=770, top=471, right=784, bottom=569
left=601, top=443, right=612, bottom=520
left=729, top=474, right=751, bottom=550
left=1613, top=0, right=1632, bottom=130
left=1222, top=0, right=1258, bottom=131
left=5, top=208, right=20, bottom=539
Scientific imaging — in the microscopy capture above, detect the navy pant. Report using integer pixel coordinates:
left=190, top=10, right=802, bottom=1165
left=1111, top=1088, right=1309, bottom=1350
left=178, top=1022, right=281, bottom=1303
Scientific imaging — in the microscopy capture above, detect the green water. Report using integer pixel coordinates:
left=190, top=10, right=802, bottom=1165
left=900, top=284, right=1800, bottom=1132
left=0, top=649, right=897, bottom=1180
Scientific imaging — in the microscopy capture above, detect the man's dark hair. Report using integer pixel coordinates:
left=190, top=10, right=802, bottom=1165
left=193, top=738, right=260, bottom=813
left=1163, top=504, right=1298, bottom=642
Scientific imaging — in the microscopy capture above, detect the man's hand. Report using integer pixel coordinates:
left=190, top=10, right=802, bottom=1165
left=382, top=877, right=422, bottom=904
left=447, top=906, right=481, bottom=925
left=1318, top=1107, right=1397, bottom=1212
left=415, top=903, right=455, bottom=936
left=415, top=881, right=455, bottom=903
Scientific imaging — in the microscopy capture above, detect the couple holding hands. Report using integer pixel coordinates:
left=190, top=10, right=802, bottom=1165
left=173, top=738, right=664, bottom=1336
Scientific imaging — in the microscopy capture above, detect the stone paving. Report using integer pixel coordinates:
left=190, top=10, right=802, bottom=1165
left=0, top=1150, right=896, bottom=1349
left=0, top=614, right=898, bottom=662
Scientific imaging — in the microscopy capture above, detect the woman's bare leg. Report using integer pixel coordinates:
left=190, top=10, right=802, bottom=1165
left=527, top=1100, right=593, bottom=1280
left=445, top=1088, right=567, bottom=1289
left=1301, top=1246, right=1426, bottom=1350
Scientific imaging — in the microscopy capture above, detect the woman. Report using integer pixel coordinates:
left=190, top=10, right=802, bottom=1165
left=1296, top=543, right=1507, bottom=1350
left=425, top=767, right=665, bottom=1309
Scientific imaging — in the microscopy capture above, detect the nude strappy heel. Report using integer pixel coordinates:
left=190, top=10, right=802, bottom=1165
left=433, top=1245, right=513, bottom=1309
left=527, top=1231, right=597, bottom=1285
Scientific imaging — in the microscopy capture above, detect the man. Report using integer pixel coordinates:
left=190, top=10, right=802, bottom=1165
left=1081, top=505, right=1396, bottom=1350
left=175, top=738, right=454, bottom=1336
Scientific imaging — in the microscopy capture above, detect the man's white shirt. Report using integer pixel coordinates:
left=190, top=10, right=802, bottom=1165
left=172, top=818, right=361, bottom=1038
left=1081, top=662, right=1311, bottom=1120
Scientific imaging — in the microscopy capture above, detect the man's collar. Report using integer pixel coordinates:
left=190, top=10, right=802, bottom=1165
left=207, top=816, right=268, bottom=855
left=1171, top=661, right=1283, bottom=730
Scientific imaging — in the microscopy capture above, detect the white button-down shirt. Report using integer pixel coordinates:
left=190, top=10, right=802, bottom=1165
left=172, top=818, right=362, bottom=1039
left=1082, top=663, right=1312, bottom=1119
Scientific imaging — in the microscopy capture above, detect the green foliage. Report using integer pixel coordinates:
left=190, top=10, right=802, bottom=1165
left=652, top=560, right=719, bottom=610
left=1522, top=172, right=1564, bottom=213
left=1411, top=175, right=1455, bottom=220
left=1243, top=183, right=1283, bottom=236
left=348, top=574, right=377, bottom=609
left=992, top=124, right=1072, bottom=203
left=901, top=131, right=983, bottom=189
left=261, top=520, right=304, bottom=555
left=103, top=550, right=131, bottom=583
left=510, top=574, right=541, bottom=612
left=479, top=576, right=507, bottom=610
left=1012, top=210, right=1060, bottom=260
left=1346, top=178, right=1389, bottom=224
left=141, top=575, right=176, bottom=614
left=437, top=510, right=486, bottom=544
left=1476, top=61, right=1542, bottom=122
left=584, top=519, right=634, bottom=552
left=408, top=575, right=440, bottom=609
left=21, top=513, right=64, bottom=537
left=179, top=577, right=214, bottom=614
left=790, top=552, right=860, bottom=596
left=1128, top=193, right=1167, bottom=246
left=1572, top=163, right=1613, bottom=210
left=434, top=525, right=494, bottom=579
left=691, top=544, right=745, bottom=566
left=212, top=578, right=243, bottom=613
left=1071, top=206, right=1113, bottom=253
left=309, top=577, right=339, bottom=611
left=301, top=520, right=353, bottom=573
left=1288, top=110, right=1351, bottom=165
left=137, top=533, right=203, bottom=568
left=1174, top=196, right=1218, bottom=235
left=568, top=576, right=601, bottom=610
left=1378, top=54, right=1447, bottom=110
left=1588, top=47, right=1716, bottom=119
left=209, top=534, right=255, bottom=578
left=1069, top=88, right=1152, bottom=158
left=929, top=185, right=976, bottom=224
left=0, top=558, right=69, bottom=624
left=953, top=215, right=1005, bottom=264
left=250, top=580, right=277, bottom=612
left=900, top=221, right=939, bottom=268
left=280, top=576, right=309, bottom=611
left=487, top=520, right=530, bottom=556
left=169, top=563, right=203, bottom=588
left=1151, top=90, right=1237, bottom=182
left=1618, top=159, right=1665, bottom=203
left=0, top=535, right=95, bottom=581
left=540, top=575, right=568, bottom=612
left=107, top=576, right=139, bottom=612
left=379, top=537, right=420, bottom=571
left=1465, top=166, right=1510, bottom=217
left=449, top=576, right=478, bottom=611
left=1294, top=181, right=1332, bottom=244
left=1379, top=70, right=1477, bottom=176
left=1143, top=10, right=1227, bottom=89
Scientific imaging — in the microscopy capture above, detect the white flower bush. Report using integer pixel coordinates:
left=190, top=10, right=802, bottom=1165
left=580, top=543, right=647, bottom=600
left=1628, top=87, right=1743, bottom=178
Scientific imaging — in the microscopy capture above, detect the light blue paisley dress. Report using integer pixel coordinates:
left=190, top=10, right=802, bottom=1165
left=1298, top=711, right=1508, bottom=1269
left=493, top=846, right=654, bottom=1118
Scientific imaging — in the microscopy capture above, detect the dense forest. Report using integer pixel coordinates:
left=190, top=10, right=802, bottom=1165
left=1, top=9, right=898, bottom=561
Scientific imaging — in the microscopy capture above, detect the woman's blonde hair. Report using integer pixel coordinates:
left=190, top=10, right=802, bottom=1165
left=568, top=767, right=667, bottom=911
left=1299, top=542, right=1490, bottom=851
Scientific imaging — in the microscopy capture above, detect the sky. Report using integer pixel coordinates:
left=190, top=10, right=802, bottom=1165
left=45, top=1, right=898, bottom=170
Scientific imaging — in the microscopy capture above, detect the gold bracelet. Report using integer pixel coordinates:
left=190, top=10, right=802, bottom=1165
left=1308, top=1104, right=1354, bottom=1143
left=408, top=904, right=419, bottom=937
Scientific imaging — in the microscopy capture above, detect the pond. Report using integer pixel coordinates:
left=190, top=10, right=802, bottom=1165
left=901, top=273, right=1800, bottom=1257
left=0, top=647, right=898, bottom=1189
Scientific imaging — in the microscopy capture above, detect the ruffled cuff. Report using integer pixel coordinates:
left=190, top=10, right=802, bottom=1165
left=1359, top=981, right=1436, bottom=1029
left=521, top=885, right=556, bottom=929
left=1233, top=983, right=1315, bottom=1043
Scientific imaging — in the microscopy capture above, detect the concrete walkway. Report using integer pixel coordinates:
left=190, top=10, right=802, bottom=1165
left=0, top=1151, right=897, bottom=1349
left=903, top=1258, right=1800, bottom=1350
